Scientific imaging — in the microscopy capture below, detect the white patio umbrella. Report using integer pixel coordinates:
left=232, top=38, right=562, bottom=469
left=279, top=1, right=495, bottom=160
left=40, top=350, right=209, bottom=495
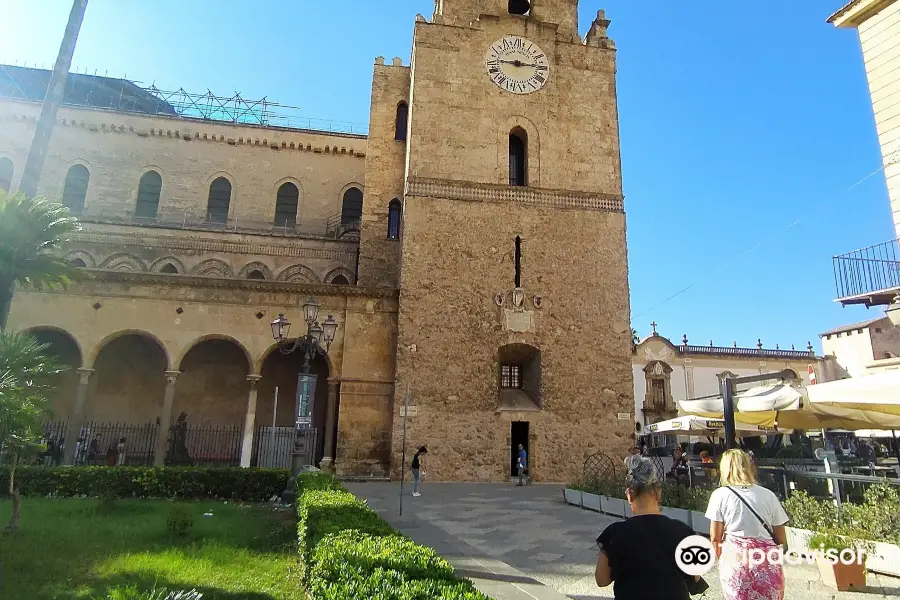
left=640, top=415, right=780, bottom=437
left=679, top=382, right=900, bottom=430
left=806, top=370, right=900, bottom=416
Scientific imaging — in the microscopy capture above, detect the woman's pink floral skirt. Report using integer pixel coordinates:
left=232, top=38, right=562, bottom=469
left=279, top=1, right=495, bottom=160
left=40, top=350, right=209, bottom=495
left=718, top=536, right=785, bottom=600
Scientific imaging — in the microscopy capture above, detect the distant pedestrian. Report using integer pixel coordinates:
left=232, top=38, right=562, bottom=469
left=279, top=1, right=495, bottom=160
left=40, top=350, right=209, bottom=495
left=411, top=446, right=427, bottom=497
left=516, top=443, right=530, bottom=486
left=43, top=438, right=55, bottom=466
left=116, top=437, right=127, bottom=466
left=52, top=437, right=64, bottom=465
left=88, top=435, right=101, bottom=465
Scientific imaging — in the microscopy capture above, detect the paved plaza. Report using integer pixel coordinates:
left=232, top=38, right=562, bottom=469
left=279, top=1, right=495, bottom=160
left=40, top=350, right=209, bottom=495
left=345, top=482, right=900, bottom=600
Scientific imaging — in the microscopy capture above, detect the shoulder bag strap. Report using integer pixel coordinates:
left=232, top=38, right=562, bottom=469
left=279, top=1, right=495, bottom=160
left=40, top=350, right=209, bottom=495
left=726, top=486, right=774, bottom=540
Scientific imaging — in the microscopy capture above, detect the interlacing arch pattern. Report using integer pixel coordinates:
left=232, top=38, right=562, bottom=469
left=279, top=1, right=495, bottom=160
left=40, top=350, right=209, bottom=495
left=582, top=451, right=618, bottom=488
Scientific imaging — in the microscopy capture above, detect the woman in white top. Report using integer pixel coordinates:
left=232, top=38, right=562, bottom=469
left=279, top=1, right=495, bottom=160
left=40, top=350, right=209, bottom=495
left=705, top=449, right=789, bottom=600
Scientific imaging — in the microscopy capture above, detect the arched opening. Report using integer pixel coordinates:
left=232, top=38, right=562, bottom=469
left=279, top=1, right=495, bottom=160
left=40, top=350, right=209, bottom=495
left=509, top=128, right=528, bottom=186
left=509, top=0, right=531, bottom=15
left=173, top=339, right=250, bottom=428
left=387, top=198, right=402, bottom=240
left=24, top=328, right=82, bottom=418
left=498, top=343, right=541, bottom=410
left=0, top=157, right=13, bottom=192
left=257, top=350, right=330, bottom=466
left=331, top=274, right=350, bottom=285
left=159, top=263, right=178, bottom=274
left=62, top=164, right=90, bottom=213
left=340, top=187, right=363, bottom=225
left=69, top=258, right=87, bottom=268
left=206, top=177, right=232, bottom=225
left=90, top=334, right=168, bottom=425
left=247, top=269, right=266, bottom=280
left=395, top=102, right=409, bottom=142
left=134, top=170, right=162, bottom=219
left=274, top=182, right=299, bottom=228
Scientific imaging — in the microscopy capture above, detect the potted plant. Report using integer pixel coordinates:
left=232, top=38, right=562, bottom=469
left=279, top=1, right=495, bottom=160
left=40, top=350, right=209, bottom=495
left=683, top=487, right=711, bottom=535
left=563, top=484, right=582, bottom=507
left=580, top=482, right=602, bottom=512
left=599, top=478, right=627, bottom=518
left=660, top=482, right=692, bottom=527
left=807, top=531, right=868, bottom=591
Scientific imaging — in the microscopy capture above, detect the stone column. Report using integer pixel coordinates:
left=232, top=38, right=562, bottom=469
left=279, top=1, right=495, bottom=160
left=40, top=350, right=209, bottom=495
left=319, top=380, right=340, bottom=472
left=153, top=370, right=181, bottom=467
left=240, top=375, right=263, bottom=468
left=62, top=368, right=94, bottom=465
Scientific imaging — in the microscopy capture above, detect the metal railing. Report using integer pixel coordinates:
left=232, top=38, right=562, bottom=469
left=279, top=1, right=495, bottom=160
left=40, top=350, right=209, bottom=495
left=73, top=208, right=361, bottom=241
left=833, top=238, right=900, bottom=302
left=757, top=466, right=900, bottom=503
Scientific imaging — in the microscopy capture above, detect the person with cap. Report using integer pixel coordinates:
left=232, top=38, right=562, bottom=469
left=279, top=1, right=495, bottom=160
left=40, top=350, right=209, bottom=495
left=595, top=455, right=706, bottom=599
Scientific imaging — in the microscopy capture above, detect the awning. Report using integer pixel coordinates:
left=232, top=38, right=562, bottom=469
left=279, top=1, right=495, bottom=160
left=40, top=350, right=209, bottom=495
left=807, top=370, right=900, bottom=416
left=640, top=415, right=779, bottom=437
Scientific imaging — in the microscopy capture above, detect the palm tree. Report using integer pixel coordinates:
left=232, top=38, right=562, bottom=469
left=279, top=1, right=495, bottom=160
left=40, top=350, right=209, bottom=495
left=0, top=191, right=82, bottom=331
left=0, top=331, right=63, bottom=531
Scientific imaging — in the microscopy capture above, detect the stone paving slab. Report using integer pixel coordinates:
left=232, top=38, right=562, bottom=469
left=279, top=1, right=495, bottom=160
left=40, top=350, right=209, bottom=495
left=346, top=482, right=900, bottom=600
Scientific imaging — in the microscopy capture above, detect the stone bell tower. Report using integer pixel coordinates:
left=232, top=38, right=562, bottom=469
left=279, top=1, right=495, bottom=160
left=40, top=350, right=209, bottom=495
left=365, top=0, right=633, bottom=482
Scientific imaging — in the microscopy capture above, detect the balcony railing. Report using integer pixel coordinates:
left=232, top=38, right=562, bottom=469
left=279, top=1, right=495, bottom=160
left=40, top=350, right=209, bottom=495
left=833, top=239, right=900, bottom=306
left=679, top=345, right=814, bottom=359
left=72, top=208, right=361, bottom=241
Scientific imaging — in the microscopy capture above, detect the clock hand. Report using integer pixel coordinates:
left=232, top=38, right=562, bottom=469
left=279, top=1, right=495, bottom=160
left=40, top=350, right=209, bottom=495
left=499, top=60, right=539, bottom=67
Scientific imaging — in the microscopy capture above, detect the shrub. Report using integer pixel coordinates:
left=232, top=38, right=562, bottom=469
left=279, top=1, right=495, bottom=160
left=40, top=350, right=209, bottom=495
left=0, top=466, right=289, bottom=501
left=296, top=474, right=489, bottom=599
left=166, top=506, right=195, bottom=539
left=783, top=484, right=900, bottom=545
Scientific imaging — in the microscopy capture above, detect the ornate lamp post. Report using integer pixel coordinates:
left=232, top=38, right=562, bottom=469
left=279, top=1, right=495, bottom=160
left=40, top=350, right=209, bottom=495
left=271, top=297, right=338, bottom=502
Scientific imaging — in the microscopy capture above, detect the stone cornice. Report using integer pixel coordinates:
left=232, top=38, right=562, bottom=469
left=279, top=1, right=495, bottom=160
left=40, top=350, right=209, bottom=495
left=71, top=230, right=358, bottom=261
left=57, top=269, right=399, bottom=299
left=406, top=177, right=624, bottom=213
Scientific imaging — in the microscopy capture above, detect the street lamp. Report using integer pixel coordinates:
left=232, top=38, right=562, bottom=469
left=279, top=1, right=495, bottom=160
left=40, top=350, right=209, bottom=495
left=270, top=297, right=338, bottom=502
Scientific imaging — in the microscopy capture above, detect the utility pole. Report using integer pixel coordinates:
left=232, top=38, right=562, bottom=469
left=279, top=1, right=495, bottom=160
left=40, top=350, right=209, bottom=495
left=18, top=0, right=88, bottom=198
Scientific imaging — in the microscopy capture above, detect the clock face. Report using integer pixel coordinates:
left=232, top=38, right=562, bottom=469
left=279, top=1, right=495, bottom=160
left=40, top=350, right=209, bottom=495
left=485, top=36, right=550, bottom=95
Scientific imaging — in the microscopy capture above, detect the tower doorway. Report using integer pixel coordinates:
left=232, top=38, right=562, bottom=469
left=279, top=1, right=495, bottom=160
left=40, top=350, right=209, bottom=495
left=510, top=421, right=530, bottom=477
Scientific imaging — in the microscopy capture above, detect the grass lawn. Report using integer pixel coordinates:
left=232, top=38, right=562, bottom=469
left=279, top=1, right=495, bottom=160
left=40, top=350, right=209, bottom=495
left=0, top=497, right=303, bottom=600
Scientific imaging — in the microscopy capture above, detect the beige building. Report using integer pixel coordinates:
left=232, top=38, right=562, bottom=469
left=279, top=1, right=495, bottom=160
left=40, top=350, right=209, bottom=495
left=819, top=316, right=900, bottom=378
left=1, top=1, right=633, bottom=481
left=829, top=1, right=900, bottom=310
left=633, top=326, right=820, bottom=441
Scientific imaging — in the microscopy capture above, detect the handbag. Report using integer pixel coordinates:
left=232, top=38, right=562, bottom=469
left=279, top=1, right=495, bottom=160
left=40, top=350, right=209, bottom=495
left=726, top=486, right=774, bottom=540
left=633, top=519, right=710, bottom=596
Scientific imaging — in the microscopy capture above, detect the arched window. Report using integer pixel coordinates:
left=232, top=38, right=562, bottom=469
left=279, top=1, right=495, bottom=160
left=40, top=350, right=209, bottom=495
left=0, top=157, right=13, bottom=192
left=69, top=258, right=86, bottom=268
left=246, top=269, right=266, bottom=280
left=62, top=164, right=90, bottom=213
left=509, top=0, right=531, bottom=15
left=387, top=198, right=402, bottom=239
left=206, top=177, right=231, bottom=225
left=274, top=182, right=299, bottom=228
left=159, top=263, right=178, bottom=274
left=341, top=187, right=363, bottom=225
left=135, top=170, right=162, bottom=219
left=509, top=128, right=527, bottom=187
left=395, top=102, right=409, bottom=142
left=331, top=274, right=350, bottom=285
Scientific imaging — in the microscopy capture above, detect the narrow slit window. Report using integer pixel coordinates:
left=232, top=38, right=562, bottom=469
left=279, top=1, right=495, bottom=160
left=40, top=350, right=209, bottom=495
left=509, top=128, right=527, bottom=186
left=387, top=198, right=402, bottom=239
left=514, top=236, right=521, bottom=288
left=395, top=102, right=409, bottom=142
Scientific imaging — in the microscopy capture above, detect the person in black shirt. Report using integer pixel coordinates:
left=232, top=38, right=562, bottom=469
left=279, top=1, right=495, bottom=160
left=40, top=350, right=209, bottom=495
left=595, top=455, right=699, bottom=599
left=410, top=446, right=427, bottom=497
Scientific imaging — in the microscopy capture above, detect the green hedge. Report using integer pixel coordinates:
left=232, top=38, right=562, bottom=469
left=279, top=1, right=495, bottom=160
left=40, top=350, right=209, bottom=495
left=295, top=472, right=490, bottom=600
left=0, top=466, right=289, bottom=501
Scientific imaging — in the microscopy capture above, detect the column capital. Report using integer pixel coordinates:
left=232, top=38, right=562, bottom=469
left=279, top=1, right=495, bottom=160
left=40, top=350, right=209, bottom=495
left=247, top=374, right=262, bottom=388
left=164, top=370, right=181, bottom=385
left=76, top=368, right=94, bottom=384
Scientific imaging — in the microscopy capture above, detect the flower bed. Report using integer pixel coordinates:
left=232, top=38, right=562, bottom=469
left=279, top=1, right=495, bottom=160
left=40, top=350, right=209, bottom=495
left=783, top=483, right=900, bottom=577
left=295, top=472, right=490, bottom=599
left=0, top=466, right=289, bottom=501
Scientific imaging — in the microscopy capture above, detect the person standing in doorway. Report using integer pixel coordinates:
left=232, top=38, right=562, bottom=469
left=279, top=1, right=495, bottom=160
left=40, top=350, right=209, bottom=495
left=116, top=437, right=127, bottom=466
left=411, top=446, right=427, bottom=497
left=516, top=443, right=530, bottom=486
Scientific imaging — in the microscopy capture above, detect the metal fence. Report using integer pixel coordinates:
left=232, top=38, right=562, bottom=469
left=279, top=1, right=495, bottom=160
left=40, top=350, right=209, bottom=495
left=32, top=420, right=244, bottom=468
left=251, top=426, right=317, bottom=469
left=833, top=238, right=900, bottom=301
left=758, top=466, right=900, bottom=504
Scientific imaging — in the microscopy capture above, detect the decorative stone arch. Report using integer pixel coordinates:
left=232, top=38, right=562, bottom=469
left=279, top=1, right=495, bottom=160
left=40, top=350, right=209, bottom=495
left=175, top=334, right=255, bottom=374
left=86, top=329, right=173, bottom=370
left=20, top=325, right=84, bottom=368
left=64, top=250, right=96, bottom=269
left=190, top=258, right=233, bottom=278
left=276, top=264, right=320, bottom=284
left=324, top=266, right=355, bottom=285
left=643, top=361, right=674, bottom=412
left=255, top=340, right=336, bottom=377
left=498, top=115, right=540, bottom=187
left=337, top=181, right=364, bottom=214
left=238, top=261, right=273, bottom=280
left=150, top=256, right=186, bottom=274
left=99, top=252, right=148, bottom=272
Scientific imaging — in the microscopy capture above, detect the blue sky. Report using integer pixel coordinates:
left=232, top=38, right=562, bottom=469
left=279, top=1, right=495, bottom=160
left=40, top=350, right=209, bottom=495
left=0, top=1, right=892, bottom=352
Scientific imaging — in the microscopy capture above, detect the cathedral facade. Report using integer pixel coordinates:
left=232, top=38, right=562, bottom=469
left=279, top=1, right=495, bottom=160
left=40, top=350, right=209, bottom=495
left=1, top=1, right=634, bottom=481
